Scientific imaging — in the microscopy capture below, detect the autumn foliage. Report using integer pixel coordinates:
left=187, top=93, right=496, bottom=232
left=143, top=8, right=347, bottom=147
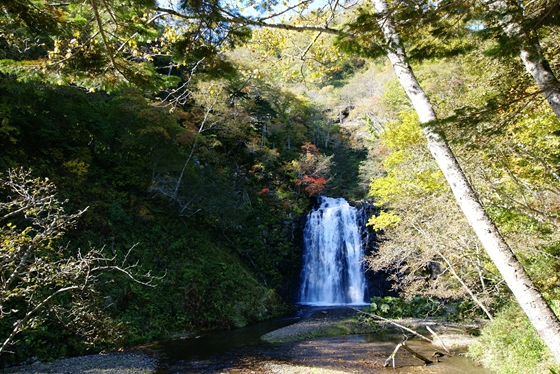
left=293, top=142, right=332, bottom=196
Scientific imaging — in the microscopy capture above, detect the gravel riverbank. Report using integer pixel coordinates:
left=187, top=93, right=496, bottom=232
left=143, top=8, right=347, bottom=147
left=3, top=351, right=158, bottom=374
left=262, top=307, right=369, bottom=343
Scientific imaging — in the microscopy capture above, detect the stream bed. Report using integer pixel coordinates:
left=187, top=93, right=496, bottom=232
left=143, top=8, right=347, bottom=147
left=152, top=308, right=494, bottom=374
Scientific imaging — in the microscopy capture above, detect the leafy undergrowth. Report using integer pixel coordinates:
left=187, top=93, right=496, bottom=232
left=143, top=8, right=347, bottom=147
left=362, top=296, right=449, bottom=320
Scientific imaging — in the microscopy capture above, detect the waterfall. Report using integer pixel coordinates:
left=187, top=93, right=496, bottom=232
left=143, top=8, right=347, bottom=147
left=299, top=196, right=368, bottom=306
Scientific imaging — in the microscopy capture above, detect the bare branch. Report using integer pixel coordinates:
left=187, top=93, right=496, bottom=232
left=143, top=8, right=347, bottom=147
left=1, top=169, right=161, bottom=357
left=258, top=0, right=313, bottom=21
left=90, top=0, right=128, bottom=81
left=1, top=286, right=80, bottom=354
left=436, top=251, right=494, bottom=320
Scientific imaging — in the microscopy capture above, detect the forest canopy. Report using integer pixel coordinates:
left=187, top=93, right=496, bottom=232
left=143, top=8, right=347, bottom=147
left=1, top=0, right=560, bottom=372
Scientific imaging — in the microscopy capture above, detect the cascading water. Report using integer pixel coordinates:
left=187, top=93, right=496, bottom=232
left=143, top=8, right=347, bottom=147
left=299, top=196, right=368, bottom=306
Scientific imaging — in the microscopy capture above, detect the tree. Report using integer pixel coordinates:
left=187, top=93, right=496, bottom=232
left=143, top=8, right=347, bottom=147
left=291, top=142, right=332, bottom=196
left=368, top=0, right=560, bottom=362
left=0, top=0, right=176, bottom=91
left=366, top=108, right=503, bottom=320
left=0, top=168, right=158, bottom=357
left=482, top=0, right=560, bottom=120
left=363, top=49, right=560, bottom=321
left=334, top=0, right=560, bottom=120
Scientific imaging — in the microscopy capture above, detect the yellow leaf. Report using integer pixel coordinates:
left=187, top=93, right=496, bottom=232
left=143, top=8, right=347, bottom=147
left=367, top=211, right=402, bottom=230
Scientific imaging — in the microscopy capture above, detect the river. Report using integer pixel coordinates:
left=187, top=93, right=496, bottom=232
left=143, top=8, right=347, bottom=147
left=152, top=307, right=493, bottom=373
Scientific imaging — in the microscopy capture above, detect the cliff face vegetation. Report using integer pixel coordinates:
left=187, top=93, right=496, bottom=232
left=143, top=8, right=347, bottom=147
left=0, top=55, right=368, bottom=364
left=1, top=0, right=560, bottom=372
left=0, top=77, right=294, bottom=362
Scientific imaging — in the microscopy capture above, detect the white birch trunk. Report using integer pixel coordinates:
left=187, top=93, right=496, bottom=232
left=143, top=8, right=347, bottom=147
left=488, top=0, right=560, bottom=120
left=519, top=43, right=560, bottom=120
left=371, top=0, right=560, bottom=363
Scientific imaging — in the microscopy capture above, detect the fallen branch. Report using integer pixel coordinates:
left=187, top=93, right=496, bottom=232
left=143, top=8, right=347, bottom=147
left=353, top=308, right=432, bottom=343
left=354, top=307, right=457, bottom=368
left=426, top=325, right=451, bottom=354
left=402, top=341, right=433, bottom=364
left=383, top=340, right=433, bottom=368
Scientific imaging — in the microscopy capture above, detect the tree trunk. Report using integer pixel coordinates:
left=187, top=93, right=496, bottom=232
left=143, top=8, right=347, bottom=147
left=519, top=42, right=560, bottom=120
left=490, top=0, right=560, bottom=120
left=371, top=0, right=560, bottom=363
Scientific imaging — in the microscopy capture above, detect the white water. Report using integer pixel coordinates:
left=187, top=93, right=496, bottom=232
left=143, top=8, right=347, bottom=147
left=299, top=197, right=367, bottom=306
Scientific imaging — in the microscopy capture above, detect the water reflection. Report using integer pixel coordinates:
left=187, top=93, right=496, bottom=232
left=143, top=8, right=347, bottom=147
left=153, top=316, right=296, bottom=373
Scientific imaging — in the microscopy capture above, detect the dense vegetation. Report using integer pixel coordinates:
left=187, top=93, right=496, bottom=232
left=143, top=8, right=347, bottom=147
left=1, top=0, right=560, bottom=372
left=0, top=64, right=367, bottom=364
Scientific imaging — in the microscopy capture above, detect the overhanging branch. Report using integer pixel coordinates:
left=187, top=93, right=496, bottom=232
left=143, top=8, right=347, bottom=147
left=155, top=6, right=348, bottom=35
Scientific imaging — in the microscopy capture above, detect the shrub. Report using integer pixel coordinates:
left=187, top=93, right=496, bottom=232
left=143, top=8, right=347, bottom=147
left=362, top=296, right=447, bottom=319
